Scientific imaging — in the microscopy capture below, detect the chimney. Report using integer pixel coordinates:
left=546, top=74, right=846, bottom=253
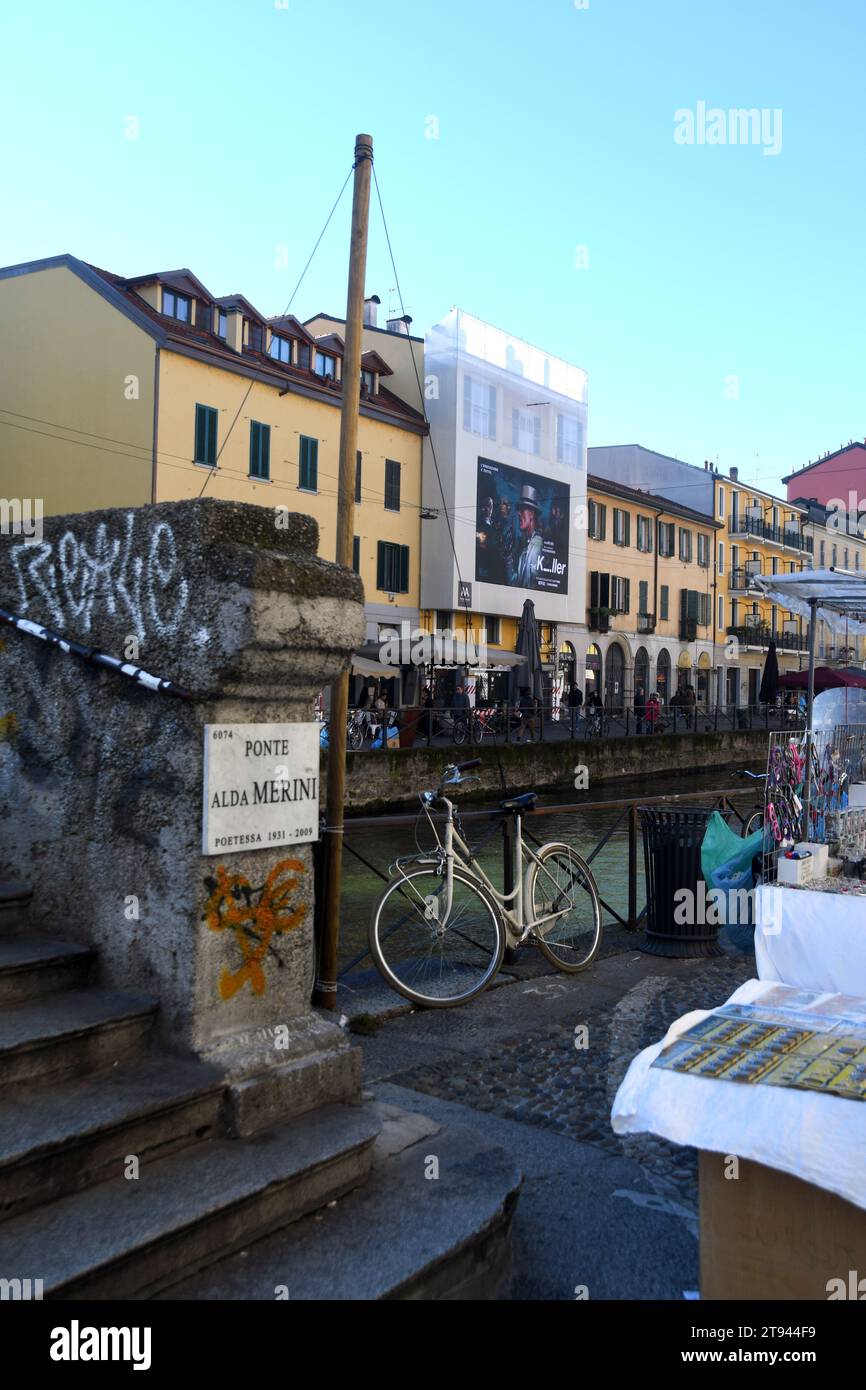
left=363, top=294, right=380, bottom=328
left=386, top=314, right=413, bottom=336
left=730, top=466, right=738, bottom=481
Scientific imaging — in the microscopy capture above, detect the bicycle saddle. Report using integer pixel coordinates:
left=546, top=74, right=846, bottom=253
left=499, top=791, right=538, bottom=812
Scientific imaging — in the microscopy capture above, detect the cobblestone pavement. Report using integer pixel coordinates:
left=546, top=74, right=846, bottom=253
left=387, top=950, right=755, bottom=1217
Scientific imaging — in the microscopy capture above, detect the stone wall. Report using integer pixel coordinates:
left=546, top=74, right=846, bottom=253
left=341, top=728, right=771, bottom=811
left=0, top=498, right=364, bottom=1132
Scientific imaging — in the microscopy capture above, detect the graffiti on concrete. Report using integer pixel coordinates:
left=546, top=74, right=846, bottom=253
left=8, top=512, right=190, bottom=642
left=202, top=858, right=307, bottom=1000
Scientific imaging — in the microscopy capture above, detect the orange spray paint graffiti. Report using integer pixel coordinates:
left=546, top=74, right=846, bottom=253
left=202, top=858, right=307, bottom=1001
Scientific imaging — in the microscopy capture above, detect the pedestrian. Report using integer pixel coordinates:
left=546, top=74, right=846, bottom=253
left=645, top=692, right=660, bottom=733
left=633, top=683, right=646, bottom=736
left=517, top=688, right=537, bottom=742
left=684, top=683, right=696, bottom=730
left=568, top=681, right=583, bottom=735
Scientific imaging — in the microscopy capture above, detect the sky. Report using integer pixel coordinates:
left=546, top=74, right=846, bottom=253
left=3, top=0, right=865, bottom=502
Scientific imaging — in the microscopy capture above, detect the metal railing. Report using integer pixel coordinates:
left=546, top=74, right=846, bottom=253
left=728, top=516, right=813, bottom=554
left=727, top=623, right=808, bottom=653
left=322, top=782, right=756, bottom=986
left=329, top=699, right=807, bottom=750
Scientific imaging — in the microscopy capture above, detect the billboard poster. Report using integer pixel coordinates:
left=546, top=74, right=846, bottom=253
left=474, top=457, right=570, bottom=594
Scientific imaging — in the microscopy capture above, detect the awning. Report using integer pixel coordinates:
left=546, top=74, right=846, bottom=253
left=351, top=651, right=401, bottom=679
left=409, top=635, right=526, bottom=669
left=778, top=666, right=866, bottom=692
left=751, top=570, right=866, bottom=635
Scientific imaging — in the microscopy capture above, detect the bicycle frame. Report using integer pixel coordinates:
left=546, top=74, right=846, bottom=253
left=397, top=794, right=576, bottom=947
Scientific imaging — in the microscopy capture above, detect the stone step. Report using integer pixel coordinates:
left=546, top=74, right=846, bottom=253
left=0, top=1102, right=380, bottom=1299
left=0, top=936, right=94, bottom=1004
left=0, top=883, right=32, bottom=935
left=0, top=989, right=157, bottom=1088
left=0, top=1057, right=225, bottom=1221
left=161, top=1103, right=521, bottom=1301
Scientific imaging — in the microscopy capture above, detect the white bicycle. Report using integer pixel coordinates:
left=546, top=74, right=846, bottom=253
left=369, top=760, right=603, bottom=1008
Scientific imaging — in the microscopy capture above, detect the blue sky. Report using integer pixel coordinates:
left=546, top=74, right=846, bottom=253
left=3, top=0, right=865, bottom=500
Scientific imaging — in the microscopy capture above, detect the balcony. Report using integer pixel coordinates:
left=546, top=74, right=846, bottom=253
left=587, top=608, right=611, bottom=634
left=727, top=623, right=808, bottom=653
left=637, top=612, right=656, bottom=634
left=679, top=618, right=698, bottom=642
left=728, top=567, right=762, bottom=593
left=728, top=515, right=814, bottom=555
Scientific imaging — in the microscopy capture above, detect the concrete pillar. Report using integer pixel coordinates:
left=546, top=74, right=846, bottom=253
left=0, top=498, right=365, bottom=1135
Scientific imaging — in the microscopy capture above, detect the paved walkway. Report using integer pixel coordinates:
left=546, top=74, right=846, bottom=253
left=352, top=932, right=755, bottom=1299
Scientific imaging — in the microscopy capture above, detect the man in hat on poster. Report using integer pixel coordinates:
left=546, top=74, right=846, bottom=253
left=511, top=484, right=544, bottom=588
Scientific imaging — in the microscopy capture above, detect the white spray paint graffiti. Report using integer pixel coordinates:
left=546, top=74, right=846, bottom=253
left=9, top=512, right=190, bottom=642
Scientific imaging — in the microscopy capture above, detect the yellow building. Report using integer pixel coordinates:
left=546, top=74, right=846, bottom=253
left=0, top=255, right=426, bottom=665
left=585, top=475, right=720, bottom=709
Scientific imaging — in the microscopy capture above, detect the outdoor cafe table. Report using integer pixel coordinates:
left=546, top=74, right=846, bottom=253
left=754, top=883, right=866, bottom=997
left=611, top=978, right=866, bottom=1299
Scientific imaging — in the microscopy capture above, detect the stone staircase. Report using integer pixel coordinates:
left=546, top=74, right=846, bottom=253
left=0, top=884, right=520, bottom=1300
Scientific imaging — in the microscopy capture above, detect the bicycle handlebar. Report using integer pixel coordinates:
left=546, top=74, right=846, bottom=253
left=455, top=759, right=481, bottom=773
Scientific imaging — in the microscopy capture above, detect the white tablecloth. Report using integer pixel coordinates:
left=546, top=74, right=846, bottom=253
left=755, top=883, right=866, bottom=996
left=610, top=978, right=866, bottom=1211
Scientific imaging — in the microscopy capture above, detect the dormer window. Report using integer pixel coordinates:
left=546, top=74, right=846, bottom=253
left=163, top=289, right=191, bottom=323
left=246, top=321, right=263, bottom=353
left=361, top=369, right=376, bottom=393
left=315, top=350, right=337, bottom=378
left=216, top=310, right=227, bottom=339
left=269, top=335, right=292, bottom=365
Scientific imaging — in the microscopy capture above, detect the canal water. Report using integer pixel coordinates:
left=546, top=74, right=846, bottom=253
left=336, top=768, right=757, bottom=974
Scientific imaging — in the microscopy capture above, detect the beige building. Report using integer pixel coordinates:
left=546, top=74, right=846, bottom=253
left=0, top=255, right=427, bottom=651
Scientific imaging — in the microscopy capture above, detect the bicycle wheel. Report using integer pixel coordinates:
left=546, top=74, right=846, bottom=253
left=527, top=843, right=602, bottom=973
left=453, top=717, right=470, bottom=746
left=744, top=812, right=764, bottom=837
left=369, top=865, right=505, bottom=1007
left=348, top=723, right=364, bottom=751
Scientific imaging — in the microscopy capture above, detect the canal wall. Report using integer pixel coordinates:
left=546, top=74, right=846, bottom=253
left=340, top=728, right=771, bottom=812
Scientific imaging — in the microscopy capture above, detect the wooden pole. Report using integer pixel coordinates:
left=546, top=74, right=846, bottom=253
left=315, top=133, right=373, bottom=1009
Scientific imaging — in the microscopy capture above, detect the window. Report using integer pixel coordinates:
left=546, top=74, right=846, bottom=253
left=162, top=288, right=190, bottom=322
left=556, top=413, right=582, bottom=466
left=249, top=421, right=270, bottom=480
left=637, top=515, right=653, bottom=553
left=717, top=486, right=725, bottom=518
left=463, top=375, right=496, bottom=438
left=588, top=500, right=606, bottom=541
left=718, top=595, right=724, bottom=630
left=858, top=552, right=862, bottom=572
left=844, top=548, right=849, bottom=569
left=697, top=533, right=710, bottom=567
left=484, top=615, right=500, bottom=644
left=658, top=521, right=675, bottom=557
left=299, top=435, right=318, bottom=491
left=248, top=323, right=263, bottom=353
left=638, top=580, right=649, bottom=614
left=314, top=350, right=337, bottom=377
left=355, top=451, right=362, bottom=504
left=820, top=540, right=825, bottom=566
left=361, top=369, right=376, bottom=393
left=681, top=589, right=710, bottom=628
left=384, top=459, right=401, bottom=512
left=832, top=545, right=838, bottom=566
left=216, top=310, right=227, bottom=339
left=436, top=610, right=452, bottom=631
left=610, top=576, right=631, bottom=613
left=679, top=528, right=693, bottom=563
left=377, top=542, right=410, bottom=593
left=269, top=335, right=291, bottom=364
left=613, top=508, right=631, bottom=547
left=512, top=407, right=541, bottom=455
left=718, top=542, right=725, bottom=576
left=351, top=537, right=360, bottom=573
left=660, top=585, right=669, bottom=620
left=194, top=404, right=217, bottom=467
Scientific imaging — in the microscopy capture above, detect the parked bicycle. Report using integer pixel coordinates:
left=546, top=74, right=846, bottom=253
left=369, top=759, right=603, bottom=1007
left=736, top=769, right=767, bottom=837
left=585, top=708, right=608, bottom=738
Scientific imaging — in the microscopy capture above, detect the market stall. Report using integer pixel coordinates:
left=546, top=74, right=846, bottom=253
left=612, top=569, right=866, bottom=1298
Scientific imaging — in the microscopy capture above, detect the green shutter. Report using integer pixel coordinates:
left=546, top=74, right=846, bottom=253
left=195, top=405, right=217, bottom=466
left=352, top=537, right=360, bottom=573
left=376, top=541, right=385, bottom=590
left=639, top=580, right=648, bottom=613
left=355, top=452, right=362, bottom=503
left=399, top=545, right=409, bottom=593
left=660, top=585, right=669, bottom=620
left=300, top=436, right=318, bottom=490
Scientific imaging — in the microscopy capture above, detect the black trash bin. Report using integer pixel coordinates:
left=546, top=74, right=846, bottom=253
left=638, top=806, right=732, bottom=958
